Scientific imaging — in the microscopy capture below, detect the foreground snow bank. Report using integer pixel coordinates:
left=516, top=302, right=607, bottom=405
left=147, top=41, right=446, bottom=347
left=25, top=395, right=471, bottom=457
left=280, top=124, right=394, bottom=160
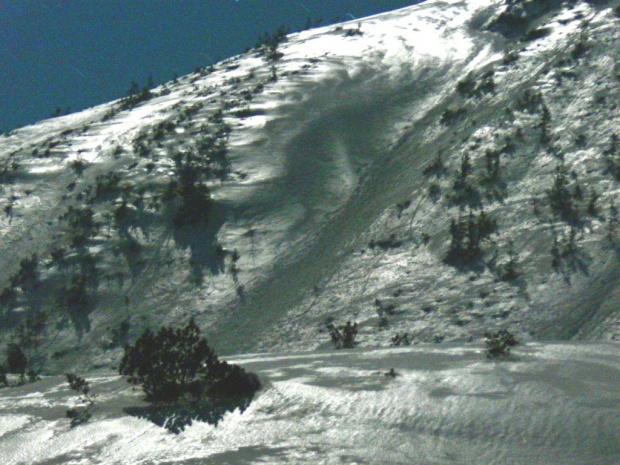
left=1, top=343, right=618, bottom=464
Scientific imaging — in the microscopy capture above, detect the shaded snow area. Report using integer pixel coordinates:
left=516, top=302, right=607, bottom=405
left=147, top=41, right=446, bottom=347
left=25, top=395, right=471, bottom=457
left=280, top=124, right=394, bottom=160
left=1, top=343, right=619, bottom=464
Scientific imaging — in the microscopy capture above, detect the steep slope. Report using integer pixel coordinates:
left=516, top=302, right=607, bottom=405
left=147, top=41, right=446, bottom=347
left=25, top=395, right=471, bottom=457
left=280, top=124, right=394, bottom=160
left=0, top=0, right=619, bottom=371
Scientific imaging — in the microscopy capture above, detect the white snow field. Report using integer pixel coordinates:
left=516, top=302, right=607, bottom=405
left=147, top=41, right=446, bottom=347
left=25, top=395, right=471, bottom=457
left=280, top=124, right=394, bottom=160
left=1, top=0, right=620, bottom=462
left=1, top=343, right=619, bottom=464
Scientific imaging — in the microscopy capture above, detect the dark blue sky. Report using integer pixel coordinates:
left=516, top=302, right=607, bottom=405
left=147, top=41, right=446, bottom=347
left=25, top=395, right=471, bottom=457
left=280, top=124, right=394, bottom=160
left=1, top=1, right=420, bottom=132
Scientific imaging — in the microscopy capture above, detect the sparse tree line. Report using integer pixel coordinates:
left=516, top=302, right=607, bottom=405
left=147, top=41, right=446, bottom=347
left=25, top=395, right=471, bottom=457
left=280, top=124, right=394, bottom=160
left=422, top=43, right=619, bottom=280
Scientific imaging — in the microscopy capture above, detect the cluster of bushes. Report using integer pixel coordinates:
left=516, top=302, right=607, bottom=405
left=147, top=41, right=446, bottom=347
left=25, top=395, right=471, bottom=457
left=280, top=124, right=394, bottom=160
left=515, top=88, right=543, bottom=113
left=429, top=145, right=509, bottom=208
left=94, top=172, right=122, bottom=201
left=327, top=321, right=358, bottom=349
left=368, top=234, right=402, bottom=251
left=0, top=159, right=18, bottom=184
left=422, top=153, right=447, bottom=178
left=440, top=107, right=467, bottom=126
left=479, top=149, right=507, bottom=202
left=445, top=210, right=497, bottom=265
left=550, top=226, right=585, bottom=272
left=255, top=25, right=289, bottom=61
left=390, top=332, right=411, bottom=346
left=546, top=163, right=597, bottom=226
left=60, top=205, right=97, bottom=248
left=120, top=77, right=155, bottom=110
left=449, top=153, right=481, bottom=207
left=343, top=23, right=364, bottom=37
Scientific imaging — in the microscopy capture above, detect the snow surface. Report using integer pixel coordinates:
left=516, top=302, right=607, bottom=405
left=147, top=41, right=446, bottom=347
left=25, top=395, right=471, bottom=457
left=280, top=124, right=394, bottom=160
left=1, top=343, right=619, bottom=464
left=1, top=0, right=620, bottom=462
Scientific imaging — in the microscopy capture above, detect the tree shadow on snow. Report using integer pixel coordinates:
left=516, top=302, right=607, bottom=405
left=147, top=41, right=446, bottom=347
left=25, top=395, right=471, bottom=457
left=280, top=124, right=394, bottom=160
left=124, top=394, right=254, bottom=434
left=166, top=202, right=228, bottom=285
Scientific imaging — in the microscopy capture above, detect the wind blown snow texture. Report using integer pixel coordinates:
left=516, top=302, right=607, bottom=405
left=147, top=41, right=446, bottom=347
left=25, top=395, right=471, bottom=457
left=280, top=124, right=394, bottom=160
left=1, top=0, right=620, bottom=462
left=0, top=344, right=619, bottom=464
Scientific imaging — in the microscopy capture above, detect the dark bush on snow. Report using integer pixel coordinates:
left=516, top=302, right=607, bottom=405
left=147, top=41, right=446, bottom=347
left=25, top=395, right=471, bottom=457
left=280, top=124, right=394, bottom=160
left=0, top=365, right=8, bottom=387
left=65, top=373, right=97, bottom=427
left=327, top=321, right=358, bottom=349
left=484, top=329, right=518, bottom=359
left=445, top=210, right=497, bottom=266
left=208, top=363, right=261, bottom=398
left=6, top=343, right=27, bottom=384
left=119, top=319, right=260, bottom=402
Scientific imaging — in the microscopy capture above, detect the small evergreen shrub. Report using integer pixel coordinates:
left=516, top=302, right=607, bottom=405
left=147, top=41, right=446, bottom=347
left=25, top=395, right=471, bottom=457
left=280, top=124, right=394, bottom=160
left=547, top=164, right=583, bottom=225
left=586, top=188, right=599, bottom=216
left=607, top=200, right=618, bottom=244
left=66, top=373, right=97, bottom=427
left=502, top=50, right=519, bottom=65
left=14, top=254, right=39, bottom=291
left=428, top=182, right=442, bottom=201
left=69, top=158, right=87, bottom=176
left=485, top=329, right=517, bottom=359
left=539, top=102, right=552, bottom=145
left=327, top=321, right=358, bottom=349
left=500, top=240, right=520, bottom=281
left=6, top=343, right=27, bottom=384
left=61, top=275, right=90, bottom=317
left=390, top=333, right=411, bottom=347
left=0, top=365, right=8, bottom=387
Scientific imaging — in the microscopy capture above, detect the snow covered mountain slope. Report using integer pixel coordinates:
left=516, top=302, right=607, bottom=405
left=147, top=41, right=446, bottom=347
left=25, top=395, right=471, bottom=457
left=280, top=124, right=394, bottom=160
left=1, top=343, right=619, bottom=464
left=0, top=0, right=619, bottom=371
